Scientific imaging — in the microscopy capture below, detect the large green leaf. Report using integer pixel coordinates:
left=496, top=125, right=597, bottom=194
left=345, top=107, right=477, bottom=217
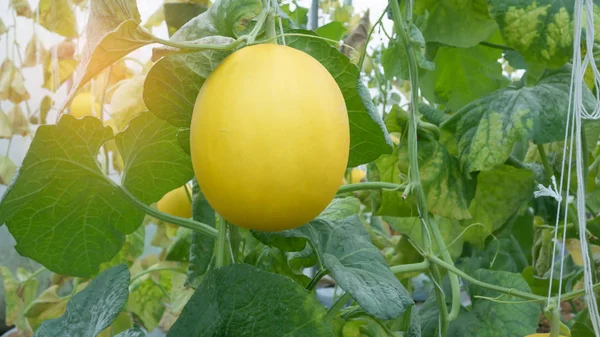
left=253, top=198, right=413, bottom=320
left=462, top=165, right=535, bottom=246
left=34, top=264, right=130, bottom=337
left=0, top=116, right=144, bottom=276
left=185, top=179, right=216, bottom=288
left=487, top=0, right=589, bottom=68
left=144, top=56, right=205, bottom=128
left=442, top=67, right=595, bottom=172
left=414, top=0, right=498, bottom=47
left=370, top=106, right=474, bottom=220
left=420, top=269, right=540, bottom=337
left=420, top=40, right=509, bottom=111
left=37, top=0, right=77, bottom=38
left=167, top=264, right=333, bottom=337
left=287, top=32, right=393, bottom=166
left=115, top=111, right=194, bottom=204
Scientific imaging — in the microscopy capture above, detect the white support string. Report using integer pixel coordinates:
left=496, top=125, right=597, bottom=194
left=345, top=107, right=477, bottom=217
left=535, top=0, right=600, bottom=334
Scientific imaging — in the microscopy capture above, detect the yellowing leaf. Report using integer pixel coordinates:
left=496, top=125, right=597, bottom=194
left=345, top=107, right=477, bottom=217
left=23, top=34, right=47, bottom=68
left=37, top=0, right=78, bottom=37
left=0, top=266, right=36, bottom=334
left=10, top=0, right=33, bottom=18
left=7, top=105, right=29, bottom=137
left=0, top=155, right=17, bottom=185
left=40, top=95, right=53, bottom=124
left=54, top=40, right=76, bottom=60
left=0, top=109, right=12, bottom=138
left=23, top=285, right=68, bottom=330
left=565, top=239, right=600, bottom=266
left=0, top=18, right=7, bottom=35
left=0, top=59, right=30, bottom=103
left=42, top=53, right=78, bottom=91
left=110, top=75, right=146, bottom=131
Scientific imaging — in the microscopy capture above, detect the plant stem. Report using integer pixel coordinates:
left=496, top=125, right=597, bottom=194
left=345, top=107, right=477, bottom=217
left=120, top=187, right=218, bottom=238
left=550, top=304, right=560, bottom=337
left=265, top=8, right=277, bottom=44
left=306, top=269, right=329, bottom=291
left=337, top=182, right=407, bottom=194
left=215, top=215, right=229, bottom=268
left=25, top=267, right=47, bottom=282
left=429, top=255, right=546, bottom=302
left=358, top=5, right=388, bottom=71
left=389, top=0, right=461, bottom=326
left=559, top=280, right=600, bottom=301
left=479, top=41, right=514, bottom=51
left=589, top=153, right=600, bottom=174
left=390, top=260, right=430, bottom=275
left=326, top=292, right=353, bottom=319
left=537, top=144, right=554, bottom=179
left=130, top=266, right=187, bottom=283
left=99, top=66, right=111, bottom=176
left=430, top=263, right=449, bottom=335
left=152, top=34, right=247, bottom=52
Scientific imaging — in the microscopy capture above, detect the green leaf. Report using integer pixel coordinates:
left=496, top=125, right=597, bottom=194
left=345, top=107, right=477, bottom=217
left=144, top=56, right=205, bottom=127
left=385, top=216, right=464, bottom=259
left=280, top=3, right=309, bottom=29
left=34, top=264, right=131, bottom=337
left=371, top=107, right=474, bottom=220
left=414, top=0, right=498, bottom=47
left=115, top=111, right=194, bottom=204
left=420, top=41, right=508, bottom=111
left=316, top=21, right=347, bottom=42
left=521, top=266, right=558, bottom=297
left=244, top=245, right=311, bottom=286
left=488, top=0, right=581, bottom=69
left=66, top=0, right=152, bottom=103
left=177, top=128, right=191, bottom=154
left=382, top=25, right=435, bottom=81
left=319, top=196, right=361, bottom=220
left=0, top=155, right=17, bottom=185
left=164, top=3, right=208, bottom=36
left=114, top=327, right=146, bottom=337
left=167, top=264, right=333, bottom=337
left=0, top=116, right=144, bottom=276
left=253, top=198, right=413, bottom=320
left=185, top=180, right=216, bottom=288
left=165, top=228, right=192, bottom=262
left=37, top=0, right=78, bottom=37
left=442, top=67, right=595, bottom=172
left=570, top=310, right=597, bottom=337
left=100, top=225, right=146, bottom=271
left=420, top=269, right=540, bottom=337
left=462, top=165, right=534, bottom=246
left=287, top=31, right=393, bottom=166
left=127, top=275, right=167, bottom=331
